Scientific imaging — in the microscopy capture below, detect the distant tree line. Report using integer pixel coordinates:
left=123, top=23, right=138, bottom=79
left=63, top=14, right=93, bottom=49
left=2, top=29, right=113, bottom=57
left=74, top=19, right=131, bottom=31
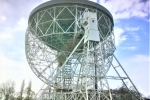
left=0, top=80, right=149, bottom=100
left=110, top=85, right=142, bottom=100
left=100, top=84, right=149, bottom=100
left=0, top=80, right=35, bottom=100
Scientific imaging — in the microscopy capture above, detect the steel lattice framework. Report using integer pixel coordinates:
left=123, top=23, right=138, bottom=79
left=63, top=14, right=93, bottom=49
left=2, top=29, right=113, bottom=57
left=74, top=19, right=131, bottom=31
left=25, top=0, right=141, bottom=100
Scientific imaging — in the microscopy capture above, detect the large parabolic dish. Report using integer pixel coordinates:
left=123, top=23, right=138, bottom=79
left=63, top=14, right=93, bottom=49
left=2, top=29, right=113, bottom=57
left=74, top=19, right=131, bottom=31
left=25, top=1, right=141, bottom=99
left=25, top=0, right=115, bottom=84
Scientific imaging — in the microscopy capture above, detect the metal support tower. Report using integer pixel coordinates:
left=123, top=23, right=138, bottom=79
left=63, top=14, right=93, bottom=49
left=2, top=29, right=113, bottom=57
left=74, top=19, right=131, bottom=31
left=25, top=1, right=141, bottom=99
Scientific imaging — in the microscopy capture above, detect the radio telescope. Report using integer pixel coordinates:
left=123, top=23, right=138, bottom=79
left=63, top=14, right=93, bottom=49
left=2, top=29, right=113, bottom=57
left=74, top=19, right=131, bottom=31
left=25, top=0, right=141, bottom=100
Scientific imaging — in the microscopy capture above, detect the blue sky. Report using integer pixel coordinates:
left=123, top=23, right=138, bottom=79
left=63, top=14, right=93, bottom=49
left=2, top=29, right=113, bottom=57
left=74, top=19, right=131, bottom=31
left=0, top=0, right=149, bottom=97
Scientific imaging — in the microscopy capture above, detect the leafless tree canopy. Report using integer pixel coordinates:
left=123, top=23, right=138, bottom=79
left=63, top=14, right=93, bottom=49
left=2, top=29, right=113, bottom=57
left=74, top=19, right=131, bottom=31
left=0, top=80, right=15, bottom=100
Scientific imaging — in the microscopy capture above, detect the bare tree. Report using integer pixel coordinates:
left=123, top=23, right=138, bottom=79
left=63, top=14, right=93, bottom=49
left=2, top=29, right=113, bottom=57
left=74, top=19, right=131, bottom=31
left=20, top=80, right=25, bottom=100
left=24, top=81, right=35, bottom=100
left=0, top=80, right=15, bottom=100
left=16, top=80, right=25, bottom=100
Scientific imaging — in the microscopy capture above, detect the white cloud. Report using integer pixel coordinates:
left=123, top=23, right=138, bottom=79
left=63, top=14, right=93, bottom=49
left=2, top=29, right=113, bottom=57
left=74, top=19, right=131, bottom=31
left=134, top=35, right=140, bottom=41
left=128, top=32, right=140, bottom=41
left=114, top=27, right=127, bottom=46
left=130, top=55, right=149, bottom=63
left=15, top=18, right=28, bottom=31
left=124, top=26, right=140, bottom=41
left=0, top=1, right=11, bottom=16
left=0, top=15, right=6, bottom=22
left=0, top=31, right=12, bottom=40
left=147, top=19, right=150, bottom=22
left=123, top=46, right=137, bottom=50
left=2, top=16, right=6, bottom=21
left=100, top=0, right=149, bottom=20
left=125, top=27, right=140, bottom=31
left=0, top=17, right=27, bottom=46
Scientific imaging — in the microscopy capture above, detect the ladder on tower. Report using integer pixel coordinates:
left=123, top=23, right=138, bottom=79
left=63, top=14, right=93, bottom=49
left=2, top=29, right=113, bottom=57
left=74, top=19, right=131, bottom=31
left=63, top=60, right=72, bottom=89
